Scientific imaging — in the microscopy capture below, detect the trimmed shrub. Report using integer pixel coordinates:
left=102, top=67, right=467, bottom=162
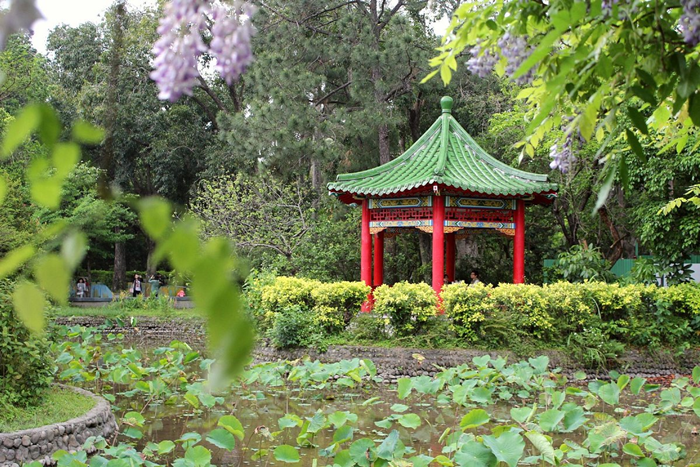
left=311, top=281, right=370, bottom=334
left=442, top=281, right=700, bottom=351
left=373, top=281, right=437, bottom=337
left=347, top=312, right=389, bottom=341
left=259, top=276, right=320, bottom=332
left=243, top=269, right=278, bottom=330
left=441, top=282, right=495, bottom=342
left=0, top=280, right=52, bottom=409
left=269, top=305, right=320, bottom=349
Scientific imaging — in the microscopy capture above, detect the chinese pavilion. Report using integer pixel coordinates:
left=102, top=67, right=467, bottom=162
left=328, top=96, right=558, bottom=294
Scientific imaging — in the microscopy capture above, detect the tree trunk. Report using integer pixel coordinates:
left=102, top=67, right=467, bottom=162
left=113, top=238, right=126, bottom=291
left=378, top=123, right=391, bottom=165
left=146, top=239, right=157, bottom=276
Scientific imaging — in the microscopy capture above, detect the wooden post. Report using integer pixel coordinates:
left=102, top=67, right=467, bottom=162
left=373, top=231, right=384, bottom=287
left=432, top=194, right=445, bottom=294
left=513, top=199, right=525, bottom=284
left=446, top=232, right=456, bottom=283
left=361, top=199, right=372, bottom=311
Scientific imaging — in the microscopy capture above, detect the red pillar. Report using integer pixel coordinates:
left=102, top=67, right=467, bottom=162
left=361, top=199, right=372, bottom=286
left=446, top=232, right=456, bottom=283
left=373, top=231, right=384, bottom=287
left=361, top=199, right=373, bottom=311
left=432, top=194, right=445, bottom=294
left=513, top=199, right=525, bottom=284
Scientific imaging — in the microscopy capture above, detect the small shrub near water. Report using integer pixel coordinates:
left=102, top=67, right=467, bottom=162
left=270, top=305, right=322, bottom=349
left=0, top=280, right=53, bottom=410
left=372, top=281, right=437, bottom=337
left=311, top=281, right=370, bottom=334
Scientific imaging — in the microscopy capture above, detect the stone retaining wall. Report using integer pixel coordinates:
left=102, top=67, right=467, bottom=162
left=0, top=386, right=117, bottom=467
left=54, top=316, right=700, bottom=380
left=55, top=317, right=206, bottom=347
left=253, top=345, right=700, bottom=382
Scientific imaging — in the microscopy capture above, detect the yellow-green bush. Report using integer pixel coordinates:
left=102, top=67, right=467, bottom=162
left=259, top=276, right=320, bottom=330
left=441, top=282, right=495, bottom=341
left=373, top=281, right=437, bottom=336
left=247, top=275, right=369, bottom=335
left=442, top=281, right=700, bottom=350
left=490, top=284, right=553, bottom=338
left=311, top=281, right=370, bottom=334
left=541, top=282, right=595, bottom=333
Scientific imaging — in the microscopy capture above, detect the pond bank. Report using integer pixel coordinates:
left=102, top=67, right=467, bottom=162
left=0, top=386, right=116, bottom=467
left=54, top=316, right=700, bottom=380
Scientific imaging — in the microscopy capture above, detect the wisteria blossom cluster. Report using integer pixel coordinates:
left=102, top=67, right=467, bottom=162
left=464, top=32, right=534, bottom=84
left=681, top=0, right=700, bottom=47
left=466, top=44, right=499, bottom=78
left=549, top=132, right=577, bottom=173
left=601, top=0, right=620, bottom=18
left=498, top=32, right=534, bottom=85
left=151, top=0, right=256, bottom=102
left=0, top=0, right=42, bottom=50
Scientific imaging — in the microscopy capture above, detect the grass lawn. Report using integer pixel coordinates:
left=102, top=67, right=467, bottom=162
left=0, top=387, right=96, bottom=432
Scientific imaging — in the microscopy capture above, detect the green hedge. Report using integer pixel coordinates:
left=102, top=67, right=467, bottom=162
left=441, top=281, right=700, bottom=350
left=245, top=275, right=700, bottom=353
left=245, top=275, right=370, bottom=347
left=373, top=281, right=437, bottom=337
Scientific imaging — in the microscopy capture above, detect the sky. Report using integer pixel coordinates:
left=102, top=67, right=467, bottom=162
left=29, top=0, right=158, bottom=53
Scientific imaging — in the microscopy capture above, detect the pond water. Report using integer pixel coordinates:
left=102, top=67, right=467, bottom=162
left=122, top=383, right=700, bottom=466
left=55, top=330, right=700, bottom=467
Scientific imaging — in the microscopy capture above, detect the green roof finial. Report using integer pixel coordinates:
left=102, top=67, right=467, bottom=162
left=440, top=96, right=453, bottom=113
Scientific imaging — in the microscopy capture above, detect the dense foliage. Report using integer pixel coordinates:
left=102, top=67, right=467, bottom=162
left=246, top=275, right=700, bottom=363
left=0, top=280, right=52, bottom=410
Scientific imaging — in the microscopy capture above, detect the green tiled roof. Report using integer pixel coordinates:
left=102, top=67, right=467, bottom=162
left=328, top=96, right=557, bottom=198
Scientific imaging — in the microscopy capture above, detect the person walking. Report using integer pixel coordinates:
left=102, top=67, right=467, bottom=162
left=149, top=274, right=160, bottom=297
left=133, top=274, right=142, bottom=297
left=76, top=278, right=87, bottom=298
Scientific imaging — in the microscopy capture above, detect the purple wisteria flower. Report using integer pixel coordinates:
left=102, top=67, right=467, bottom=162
left=681, top=0, right=700, bottom=47
left=151, top=0, right=256, bottom=102
left=0, top=0, right=43, bottom=50
left=210, top=2, right=257, bottom=86
left=498, top=32, right=534, bottom=85
left=549, top=134, right=577, bottom=173
left=466, top=43, right=498, bottom=78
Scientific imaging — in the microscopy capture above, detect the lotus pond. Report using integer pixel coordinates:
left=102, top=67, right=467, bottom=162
left=43, top=326, right=700, bottom=467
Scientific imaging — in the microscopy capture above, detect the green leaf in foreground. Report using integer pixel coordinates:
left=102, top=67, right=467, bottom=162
left=185, top=446, right=211, bottom=466
left=623, top=443, right=644, bottom=457
left=482, top=431, right=525, bottom=467
left=12, top=281, right=46, bottom=334
left=454, top=439, right=497, bottom=467
left=71, top=120, right=105, bottom=144
left=460, top=409, right=490, bottom=430
left=1, top=104, right=40, bottom=157
left=397, top=413, right=421, bottom=428
left=139, top=197, right=173, bottom=241
left=524, top=431, right=554, bottom=464
left=0, top=175, right=6, bottom=205
left=0, top=245, right=35, bottom=279
left=34, top=254, right=70, bottom=305
left=218, top=415, right=245, bottom=440
left=598, top=382, right=620, bottom=405
left=397, top=378, right=412, bottom=399
left=206, top=428, right=236, bottom=450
